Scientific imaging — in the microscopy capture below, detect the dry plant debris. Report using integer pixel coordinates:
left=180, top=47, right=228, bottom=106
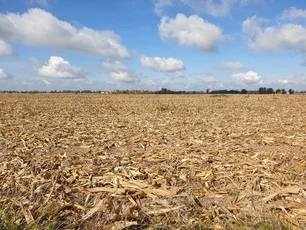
left=0, top=94, right=306, bottom=229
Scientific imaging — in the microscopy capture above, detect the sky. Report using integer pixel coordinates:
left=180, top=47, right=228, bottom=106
left=0, top=0, right=306, bottom=91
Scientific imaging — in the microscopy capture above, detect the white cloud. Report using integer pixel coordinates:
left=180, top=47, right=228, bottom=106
left=102, top=60, right=143, bottom=83
left=0, top=68, right=13, bottom=80
left=0, top=8, right=130, bottom=58
left=140, top=55, right=185, bottom=72
left=0, top=40, right=16, bottom=56
left=180, top=0, right=262, bottom=17
left=280, top=7, right=306, bottom=21
left=37, top=56, right=86, bottom=79
left=243, top=16, right=306, bottom=52
left=277, top=79, right=289, bottom=84
left=28, top=0, right=50, bottom=8
left=217, top=61, right=247, bottom=70
left=242, top=16, right=268, bottom=35
left=159, top=13, right=226, bottom=51
left=42, top=79, right=52, bottom=86
left=101, top=60, right=127, bottom=72
left=109, top=71, right=140, bottom=83
left=153, top=0, right=172, bottom=16
left=196, top=75, right=218, bottom=83
left=264, top=78, right=294, bottom=88
left=232, top=71, right=262, bottom=83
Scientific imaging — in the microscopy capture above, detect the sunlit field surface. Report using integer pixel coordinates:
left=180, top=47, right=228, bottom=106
left=1, top=94, right=306, bottom=229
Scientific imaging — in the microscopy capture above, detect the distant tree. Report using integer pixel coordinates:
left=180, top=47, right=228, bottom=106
left=258, top=87, right=267, bottom=94
left=210, top=90, right=240, bottom=94
left=288, top=89, right=294, bottom=94
left=206, top=89, right=210, bottom=94
left=241, top=89, right=248, bottom=94
left=267, top=88, right=274, bottom=94
left=276, top=89, right=282, bottom=94
left=81, top=90, right=92, bottom=93
left=160, top=88, right=170, bottom=94
left=282, top=89, right=287, bottom=94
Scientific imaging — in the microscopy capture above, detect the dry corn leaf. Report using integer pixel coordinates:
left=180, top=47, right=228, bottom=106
left=262, top=186, right=302, bottom=203
left=146, top=206, right=184, bottom=216
left=82, top=199, right=105, bottom=221
left=88, top=187, right=126, bottom=195
left=19, top=204, right=34, bottom=225
left=104, top=221, right=138, bottom=230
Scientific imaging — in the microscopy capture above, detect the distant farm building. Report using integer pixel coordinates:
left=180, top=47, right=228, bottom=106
left=101, top=91, right=112, bottom=94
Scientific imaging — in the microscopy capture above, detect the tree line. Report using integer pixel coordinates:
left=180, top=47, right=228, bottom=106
left=0, top=87, right=299, bottom=94
left=155, top=87, right=296, bottom=94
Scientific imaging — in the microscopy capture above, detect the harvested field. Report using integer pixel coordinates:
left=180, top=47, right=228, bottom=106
left=0, top=94, right=306, bottom=229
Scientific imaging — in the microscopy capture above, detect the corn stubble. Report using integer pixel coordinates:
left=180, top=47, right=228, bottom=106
left=0, top=94, right=306, bottom=229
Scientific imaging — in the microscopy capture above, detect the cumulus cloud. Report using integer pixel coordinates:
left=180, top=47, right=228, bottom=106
left=243, top=16, right=306, bottom=52
left=153, top=0, right=172, bottom=16
left=180, top=0, right=262, bottom=17
left=101, top=60, right=127, bottom=72
left=37, top=56, right=86, bottom=79
left=0, top=68, right=13, bottom=80
left=216, top=61, right=247, bottom=70
left=159, top=14, right=227, bottom=51
left=0, top=8, right=130, bottom=58
left=196, top=75, right=218, bottom=83
left=109, top=72, right=139, bottom=83
left=242, top=16, right=268, bottom=35
left=232, top=71, right=262, bottom=83
left=0, top=40, right=16, bottom=56
left=140, top=56, right=185, bottom=72
left=280, top=7, right=306, bottom=21
left=102, top=60, right=143, bottom=83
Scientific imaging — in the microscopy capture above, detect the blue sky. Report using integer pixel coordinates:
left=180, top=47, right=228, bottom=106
left=0, top=0, right=306, bottom=91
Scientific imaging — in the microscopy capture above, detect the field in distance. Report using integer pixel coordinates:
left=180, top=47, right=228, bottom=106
left=0, top=94, right=305, bottom=229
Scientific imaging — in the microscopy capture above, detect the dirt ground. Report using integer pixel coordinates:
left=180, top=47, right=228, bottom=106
left=0, top=94, right=306, bottom=229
